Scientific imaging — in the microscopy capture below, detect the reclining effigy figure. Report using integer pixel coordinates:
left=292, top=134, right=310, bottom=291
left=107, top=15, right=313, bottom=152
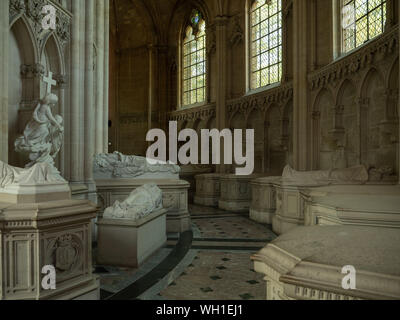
left=282, top=165, right=369, bottom=185
left=103, top=184, right=163, bottom=220
left=94, top=152, right=180, bottom=179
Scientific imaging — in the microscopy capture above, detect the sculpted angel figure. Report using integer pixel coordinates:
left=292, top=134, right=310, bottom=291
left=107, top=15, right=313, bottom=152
left=15, top=93, right=64, bottom=168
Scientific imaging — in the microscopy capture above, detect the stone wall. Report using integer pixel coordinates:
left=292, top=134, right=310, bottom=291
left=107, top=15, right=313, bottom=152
left=109, top=0, right=399, bottom=179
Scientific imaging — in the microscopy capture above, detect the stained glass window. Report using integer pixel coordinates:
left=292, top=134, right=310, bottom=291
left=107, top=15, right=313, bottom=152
left=250, top=0, right=282, bottom=90
left=342, top=0, right=387, bottom=53
left=182, top=11, right=206, bottom=106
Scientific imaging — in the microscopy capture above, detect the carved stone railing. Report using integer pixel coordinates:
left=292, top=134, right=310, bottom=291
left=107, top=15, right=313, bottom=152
left=308, top=25, right=398, bottom=91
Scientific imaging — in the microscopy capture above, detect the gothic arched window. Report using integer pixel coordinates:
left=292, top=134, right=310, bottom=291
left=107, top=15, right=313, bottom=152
left=182, top=10, right=206, bottom=107
left=342, top=0, right=387, bottom=53
left=250, top=0, right=282, bottom=90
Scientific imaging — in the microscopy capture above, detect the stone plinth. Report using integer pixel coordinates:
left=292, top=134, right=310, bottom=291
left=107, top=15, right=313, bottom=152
left=271, top=183, right=312, bottom=235
left=97, top=209, right=167, bottom=268
left=304, top=185, right=400, bottom=228
left=218, top=174, right=264, bottom=213
left=194, top=173, right=221, bottom=207
left=96, top=179, right=190, bottom=233
left=252, top=226, right=400, bottom=300
left=0, top=197, right=99, bottom=300
left=180, top=165, right=213, bottom=203
left=250, top=177, right=281, bottom=224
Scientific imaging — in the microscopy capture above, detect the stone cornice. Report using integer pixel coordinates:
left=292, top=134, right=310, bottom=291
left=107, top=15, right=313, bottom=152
left=308, top=26, right=399, bottom=91
left=227, top=82, right=294, bottom=117
left=168, top=103, right=216, bottom=122
left=0, top=200, right=97, bottom=230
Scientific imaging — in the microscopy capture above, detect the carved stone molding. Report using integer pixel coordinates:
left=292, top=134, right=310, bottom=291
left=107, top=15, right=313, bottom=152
left=10, top=0, right=71, bottom=50
left=9, top=0, right=26, bottom=22
left=54, top=73, right=67, bottom=88
left=227, top=83, right=293, bottom=117
left=169, top=104, right=216, bottom=123
left=20, top=63, right=45, bottom=78
left=206, top=25, right=216, bottom=55
left=229, top=15, right=243, bottom=47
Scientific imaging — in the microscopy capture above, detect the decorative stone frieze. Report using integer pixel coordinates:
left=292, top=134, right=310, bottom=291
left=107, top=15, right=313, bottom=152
left=9, top=0, right=71, bottom=50
left=309, top=26, right=398, bottom=91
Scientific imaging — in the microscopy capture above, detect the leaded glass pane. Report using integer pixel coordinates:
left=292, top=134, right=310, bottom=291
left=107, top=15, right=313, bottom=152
left=182, top=14, right=206, bottom=107
left=250, top=0, right=282, bottom=89
left=342, top=0, right=386, bottom=53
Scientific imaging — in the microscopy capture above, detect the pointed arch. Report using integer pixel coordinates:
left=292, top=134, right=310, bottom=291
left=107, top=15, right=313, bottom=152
left=10, top=17, right=37, bottom=65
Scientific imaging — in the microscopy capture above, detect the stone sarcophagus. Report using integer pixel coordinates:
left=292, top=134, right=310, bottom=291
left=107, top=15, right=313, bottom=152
left=194, top=173, right=221, bottom=207
left=96, top=179, right=190, bottom=233
left=218, top=174, right=264, bottom=213
left=250, top=177, right=280, bottom=224
left=94, top=153, right=190, bottom=233
left=97, top=209, right=167, bottom=268
left=252, top=226, right=400, bottom=300
left=180, top=165, right=213, bottom=203
left=0, top=162, right=99, bottom=300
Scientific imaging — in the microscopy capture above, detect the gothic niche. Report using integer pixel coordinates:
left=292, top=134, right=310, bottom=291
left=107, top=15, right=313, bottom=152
left=361, top=69, right=398, bottom=182
left=314, top=89, right=335, bottom=170
left=247, top=109, right=264, bottom=173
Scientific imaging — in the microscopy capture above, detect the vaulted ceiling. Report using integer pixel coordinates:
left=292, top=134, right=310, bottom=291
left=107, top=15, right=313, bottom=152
left=110, top=0, right=237, bottom=49
left=110, top=0, right=181, bottom=49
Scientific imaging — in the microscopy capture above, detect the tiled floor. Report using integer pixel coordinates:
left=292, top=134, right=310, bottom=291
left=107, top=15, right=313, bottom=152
left=159, top=205, right=276, bottom=300
left=160, top=251, right=266, bottom=300
left=95, top=205, right=277, bottom=300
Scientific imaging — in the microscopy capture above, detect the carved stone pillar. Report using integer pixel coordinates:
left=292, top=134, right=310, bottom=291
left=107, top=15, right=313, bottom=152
left=292, top=0, right=310, bottom=170
left=148, top=44, right=155, bottom=134
left=215, top=16, right=229, bottom=174
left=0, top=0, right=8, bottom=163
left=95, top=0, right=105, bottom=154
left=70, top=0, right=84, bottom=183
left=358, top=97, right=369, bottom=168
left=398, top=7, right=400, bottom=184
left=311, top=110, right=321, bottom=170
left=264, top=121, right=270, bottom=172
left=55, top=74, right=67, bottom=174
left=84, top=0, right=95, bottom=189
left=386, top=0, right=397, bottom=29
left=282, top=0, right=293, bottom=81
left=103, top=0, right=110, bottom=152
left=331, top=104, right=345, bottom=148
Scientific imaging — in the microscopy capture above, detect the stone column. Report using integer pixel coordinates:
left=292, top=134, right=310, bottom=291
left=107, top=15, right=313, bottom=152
left=55, top=74, right=67, bottom=175
left=148, top=45, right=155, bottom=134
left=386, top=0, right=397, bottom=28
left=70, top=0, right=83, bottom=182
left=103, top=0, right=110, bottom=153
left=0, top=0, right=9, bottom=163
left=95, top=0, right=105, bottom=154
left=84, top=0, right=95, bottom=185
left=215, top=16, right=229, bottom=174
left=398, top=2, right=400, bottom=184
left=292, top=0, right=310, bottom=171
